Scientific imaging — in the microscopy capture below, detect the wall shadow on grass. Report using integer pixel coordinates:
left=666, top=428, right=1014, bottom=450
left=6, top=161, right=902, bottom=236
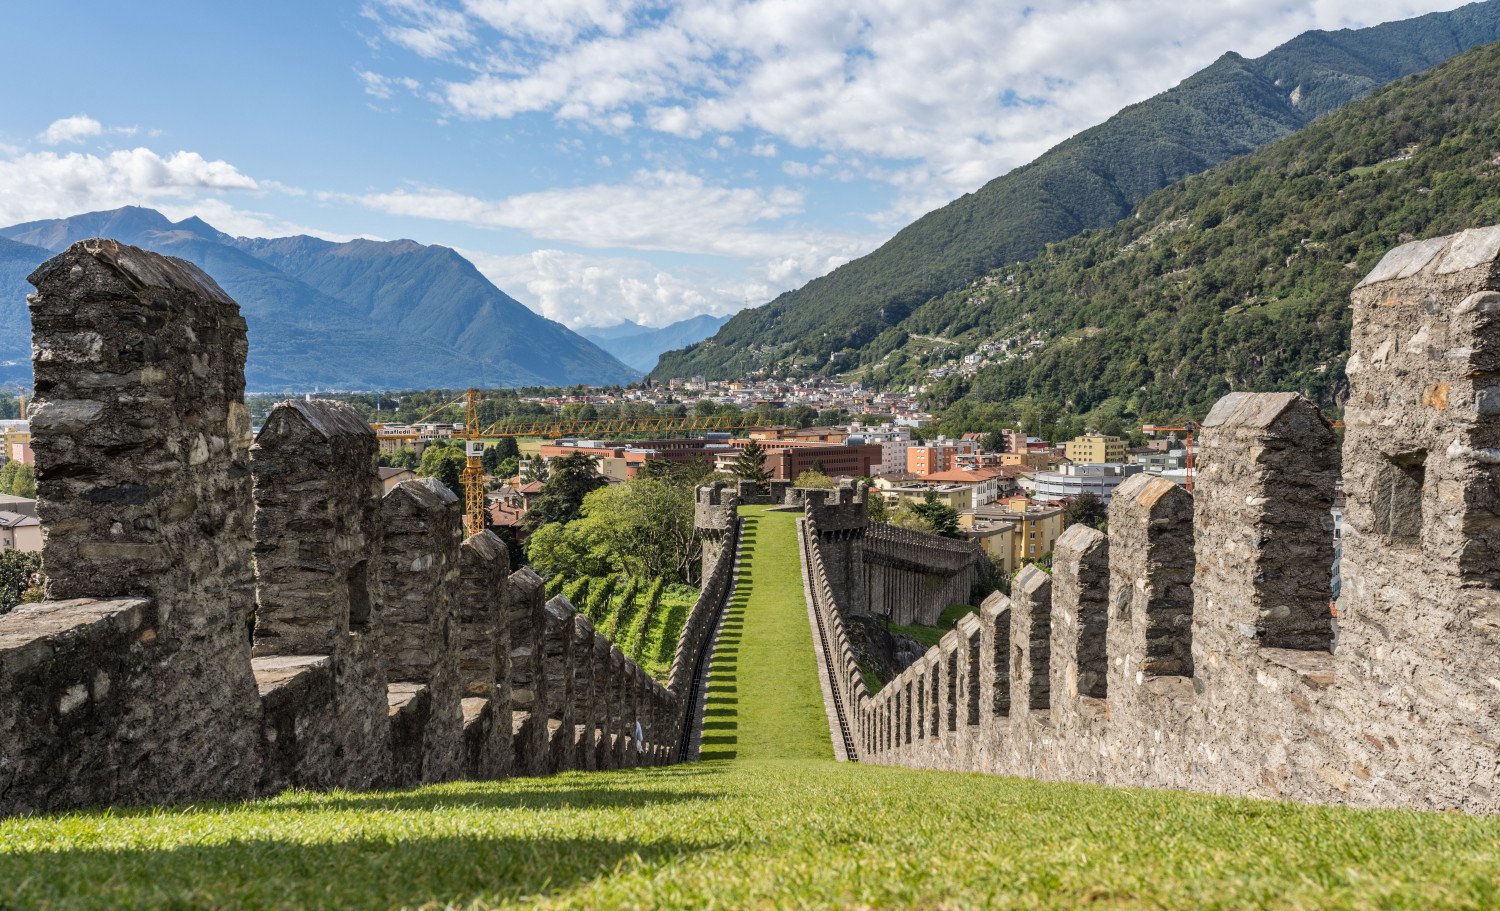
left=0, top=832, right=721, bottom=911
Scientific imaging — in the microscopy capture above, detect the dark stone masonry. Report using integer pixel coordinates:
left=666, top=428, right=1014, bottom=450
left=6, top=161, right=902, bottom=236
left=805, top=224, right=1500, bottom=812
left=0, top=239, right=734, bottom=816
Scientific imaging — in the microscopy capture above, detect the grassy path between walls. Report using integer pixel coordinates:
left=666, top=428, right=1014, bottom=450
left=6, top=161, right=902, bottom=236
left=4, top=507, right=1500, bottom=909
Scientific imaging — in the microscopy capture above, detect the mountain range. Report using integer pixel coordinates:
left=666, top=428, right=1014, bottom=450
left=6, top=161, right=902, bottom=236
left=879, top=37, right=1500, bottom=425
left=652, top=0, right=1500, bottom=381
left=579, top=314, right=730, bottom=373
left=0, top=207, right=641, bottom=390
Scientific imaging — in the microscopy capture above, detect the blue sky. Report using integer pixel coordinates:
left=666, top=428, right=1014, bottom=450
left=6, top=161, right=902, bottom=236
left=0, top=0, right=1469, bottom=329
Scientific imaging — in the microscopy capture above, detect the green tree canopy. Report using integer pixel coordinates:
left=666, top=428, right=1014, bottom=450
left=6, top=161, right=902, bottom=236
left=730, top=440, right=771, bottom=484
left=793, top=469, right=836, bottom=489
left=523, top=452, right=607, bottom=530
left=416, top=444, right=465, bottom=499
left=911, top=490, right=961, bottom=538
left=1063, top=492, right=1108, bottom=531
left=0, top=461, right=35, bottom=498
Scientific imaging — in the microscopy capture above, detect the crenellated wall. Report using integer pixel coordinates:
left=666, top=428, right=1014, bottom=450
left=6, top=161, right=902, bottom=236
left=812, top=224, right=1500, bottom=811
left=0, top=240, right=686, bottom=816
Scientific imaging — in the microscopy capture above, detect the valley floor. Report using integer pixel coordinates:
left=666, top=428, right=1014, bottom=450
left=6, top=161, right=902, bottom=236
left=3, top=506, right=1499, bottom=909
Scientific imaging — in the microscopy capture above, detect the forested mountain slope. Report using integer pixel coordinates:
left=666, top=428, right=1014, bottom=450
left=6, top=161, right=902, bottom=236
left=653, top=0, right=1500, bottom=381
left=878, top=40, right=1500, bottom=423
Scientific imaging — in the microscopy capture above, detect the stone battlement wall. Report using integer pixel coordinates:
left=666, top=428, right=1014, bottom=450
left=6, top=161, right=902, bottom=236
left=806, top=225, right=1500, bottom=812
left=0, top=240, right=699, bottom=816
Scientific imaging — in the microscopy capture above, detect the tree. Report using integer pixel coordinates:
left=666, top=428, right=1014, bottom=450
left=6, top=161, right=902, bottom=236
left=525, top=472, right=703, bottom=587
left=864, top=486, right=890, bottom=523
left=730, top=439, right=771, bottom=484
left=0, top=551, right=41, bottom=615
left=492, top=436, right=521, bottom=461
left=793, top=469, right=836, bottom=489
left=0, top=461, right=35, bottom=498
left=480, top=444, right=503, bottom=475
left=983, top=430, right=1007, bottom=453
left=523, top=452, right=607, bottom=530
left=911, top=490, right=961, bottom=538
left=1063, top=492, right=1108, bottom=531
left=379, top=448, right=420, bottom=470
left=417, top=444, right=465, bottom=499
left=521, top=457, right=549, bottom=483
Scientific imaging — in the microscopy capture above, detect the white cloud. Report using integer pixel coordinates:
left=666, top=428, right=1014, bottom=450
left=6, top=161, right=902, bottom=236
left=0, top=147, right=260, bottom=226
left=388, top=0, right=1468, bottom=209
left=38, top=115, right=103, bottom=145
left=339, top=169, right=871, bottom=273
left=460, top=0, right=640, bottom=44
left=462, top=246, right=760, bottom=329
left=358, top=69, right=422, bottom=99
left=750, top=141, right=777, bottom=158
left=362, top=0, right=475, bottom=59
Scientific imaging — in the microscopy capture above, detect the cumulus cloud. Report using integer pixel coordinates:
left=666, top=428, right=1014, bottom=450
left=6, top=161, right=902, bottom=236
left=38, top=115, right=104, bottom=145
left=339, top=169, right=872, bottom=273
left=372, top=0, right=1467, bottom=208
left=463, top=246, right=758, bottom=328
left=0, top=147, right=260, bottom=226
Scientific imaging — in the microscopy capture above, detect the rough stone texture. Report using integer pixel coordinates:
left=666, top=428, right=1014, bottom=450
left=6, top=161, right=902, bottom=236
left=11, top=240, right=262, bottom=810
left=1012, top=566, right=1052, bottom=712
left=0, top=240, right=688, bottom=816
left=250, top=399, right=389, bottom=791
left=1051, top=525, right=1108, bottom=701
left=504, top=567, right=548, bottom=775
left=570, top=614, right=600, bottom=771
left=459, top=529, right=510, bottom=780
left=667, top=488, right=739, bottom=756
left=694, top=483, right=740, bottom=580
left=1198, top=393, right=1337, bottom=650
left=0, top=598, right=154, bottom=814
left=542, top=595, right=576, bottom=772
left=840, top=225, right=1500, bottom=810
left=379, top=478, right=464, bottom=786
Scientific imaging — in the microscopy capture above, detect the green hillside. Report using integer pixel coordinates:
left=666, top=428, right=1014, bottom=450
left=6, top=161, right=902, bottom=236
left=652, top=1, right=1500, bottom=382
left=872, top=38, right=1500, bottom=423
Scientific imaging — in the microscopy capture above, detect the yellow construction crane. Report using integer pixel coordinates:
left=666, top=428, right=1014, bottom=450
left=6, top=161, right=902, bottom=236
left=476, top=413, right=772, bottom=438
left=461, top=389, right=485, bottom=537
left=1142, top=422, right=1199, bottom=491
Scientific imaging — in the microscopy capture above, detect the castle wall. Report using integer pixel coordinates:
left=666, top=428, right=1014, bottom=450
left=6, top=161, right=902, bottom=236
left=817, top=224, right=1500, bottom=811
left=250, top=398, right=390, bottom=791
left=0, top=240, right=682, bottom=816
left=1, top=240, right=263, bottom=811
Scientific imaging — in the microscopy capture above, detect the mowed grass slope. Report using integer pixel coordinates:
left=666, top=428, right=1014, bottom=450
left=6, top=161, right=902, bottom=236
left=4, top=507, right=1500, bottom=909
left=700, top=506, right=831, bottom=762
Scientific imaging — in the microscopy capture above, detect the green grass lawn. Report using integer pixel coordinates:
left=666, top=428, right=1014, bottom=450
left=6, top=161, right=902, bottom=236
left=888, top=602, right=977, bottom=649
left=4, top=505, right=1500, bottom=909
left=700, top=506, right=831, bottom=762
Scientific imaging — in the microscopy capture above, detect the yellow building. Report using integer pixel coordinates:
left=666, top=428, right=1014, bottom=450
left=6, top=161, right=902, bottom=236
left=999, top=450, right=1055, bottom=469
left=888, top=483, right=971, bottom=512
left=962, top=496, right=1067, bottom=571
left=1064, top=433, right=1126, bottom=464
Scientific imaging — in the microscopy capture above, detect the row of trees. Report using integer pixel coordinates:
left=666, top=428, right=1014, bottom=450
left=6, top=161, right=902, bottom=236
left=0, top=461, right=34, bottom=498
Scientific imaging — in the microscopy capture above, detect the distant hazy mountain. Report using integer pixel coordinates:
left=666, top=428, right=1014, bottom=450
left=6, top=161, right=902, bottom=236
left=0, top=236, right=51, bottom=383
left=580, top=314, right=732, bottom=372
left=0, top=207, right=640, bottom=390
left=654, top=0, right=1500, bottom=380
